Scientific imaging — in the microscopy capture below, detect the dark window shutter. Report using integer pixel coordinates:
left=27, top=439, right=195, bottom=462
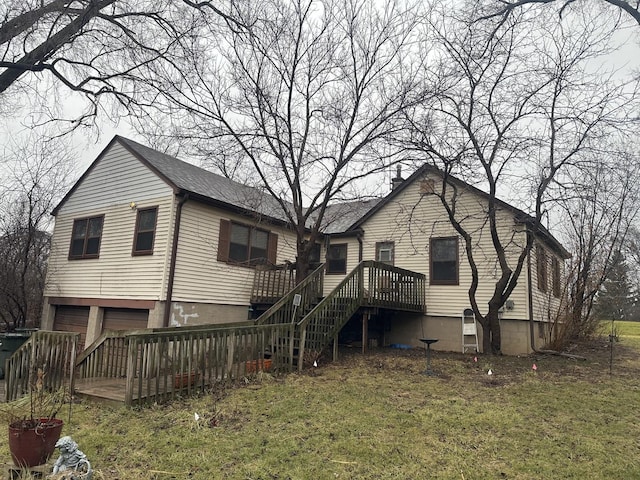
left=217, top=219, right=231, bottom=262
left=267, top=232, right=278, bottom=264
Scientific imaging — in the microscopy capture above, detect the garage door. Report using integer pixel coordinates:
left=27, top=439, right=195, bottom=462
left=103, top=308, right=149, bottom=332
left=53, top=306, right=90, bottom=350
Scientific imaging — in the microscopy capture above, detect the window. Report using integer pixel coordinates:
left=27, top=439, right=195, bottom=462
left=69, top=216, right=104, bottom=259
left=133, top=207, right=158, bottom=255
left=217, top=219, right=277, bottom=266
left=376, top=242, right=394, bottom=265
left=430, top=237, right=458, bottom=285
left=327, top=244, right=347, bottom=274
left=537, top=246, right=548, bottom=293
left=309, top=243, right=321, bottom=265
left=552, top=256, right=561, bottom=298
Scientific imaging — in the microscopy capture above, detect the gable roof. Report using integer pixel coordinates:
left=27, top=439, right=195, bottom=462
left=347, top=163, right=570, bottom=259
left=53, top=136, right=292, bottom=225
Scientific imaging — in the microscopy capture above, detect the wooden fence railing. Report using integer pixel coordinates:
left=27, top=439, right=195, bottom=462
left=112, top=322, right=295, bottom=405
left=256, top=263, right=325, bottom=326
left=251, top=263, right=297, bottom=304
left=362, top=261, right=426, bottom=311
left=76, top=330, right=127, bottom=380
left=4, top=331, right=79, bottom=402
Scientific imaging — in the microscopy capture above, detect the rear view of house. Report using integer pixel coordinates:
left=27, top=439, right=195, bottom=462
left=42, top=136, right=568, bottom=355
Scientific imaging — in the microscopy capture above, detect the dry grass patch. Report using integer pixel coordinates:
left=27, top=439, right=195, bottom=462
left=1, top=330, right=639, bottom=479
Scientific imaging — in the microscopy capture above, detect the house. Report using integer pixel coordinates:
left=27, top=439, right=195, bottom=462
left=41, top=136, right=569, bottom=355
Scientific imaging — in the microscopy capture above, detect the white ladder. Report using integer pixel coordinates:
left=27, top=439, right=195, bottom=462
left=462, top=308, right=479, bottom=353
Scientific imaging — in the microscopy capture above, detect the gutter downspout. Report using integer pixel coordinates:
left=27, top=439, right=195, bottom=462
left=163, top=193, right=189, bottom=327
left=527, top=229, right=541, bottom=353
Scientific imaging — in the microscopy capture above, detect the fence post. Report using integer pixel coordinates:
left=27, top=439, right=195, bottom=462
left=125, top=337, right=137, bottom=406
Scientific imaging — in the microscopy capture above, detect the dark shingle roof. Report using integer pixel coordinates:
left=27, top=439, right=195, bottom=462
left=117, top=136, right=291, bottom=224
left=319, top=199, right=382, bottom=234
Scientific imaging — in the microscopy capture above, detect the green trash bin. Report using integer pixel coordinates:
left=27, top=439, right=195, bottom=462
left=0, top=330, right=35, bottom=379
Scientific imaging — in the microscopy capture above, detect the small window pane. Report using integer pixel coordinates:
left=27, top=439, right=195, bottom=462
left=88, top=217, right=103, bottom=237
left=252, top=229, right=268, bottom=249
left=72, top=220, right=87, bottom=239
left=138, top=209, right=156, bottom=231
left=231, top=224, right=249, bottom=244
left=70, top=239, right=85, bottom=257
left=135, top=231, right=154, bottom=252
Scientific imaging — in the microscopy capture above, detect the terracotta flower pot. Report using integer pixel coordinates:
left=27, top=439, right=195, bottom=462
left=9, top=418, right=64, bottom=467
left=245, top=359, right=272, bottom=373
left=174, top=372, right=199, bottom=389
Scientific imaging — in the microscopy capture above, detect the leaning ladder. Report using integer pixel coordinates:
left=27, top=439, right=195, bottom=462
left=462, top=308, right=479, bottom=353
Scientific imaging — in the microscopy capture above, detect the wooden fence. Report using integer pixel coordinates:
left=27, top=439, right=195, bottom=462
left=4, top=331, right=79, bottom=402
left=74, top=322, right=296, bottom=405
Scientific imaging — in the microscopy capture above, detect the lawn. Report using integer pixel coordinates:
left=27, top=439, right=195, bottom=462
left=2, top=326, right=640, bottom=479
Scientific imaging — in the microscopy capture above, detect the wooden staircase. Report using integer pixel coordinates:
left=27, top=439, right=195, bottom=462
left=255, top=261, right=426, bottom=370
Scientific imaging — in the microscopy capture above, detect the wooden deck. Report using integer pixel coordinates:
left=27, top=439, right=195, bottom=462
left=74, top=378, right=129, bottom=405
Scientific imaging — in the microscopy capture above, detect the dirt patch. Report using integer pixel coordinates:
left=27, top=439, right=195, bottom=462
left=329, top=336, right=640, bottom=384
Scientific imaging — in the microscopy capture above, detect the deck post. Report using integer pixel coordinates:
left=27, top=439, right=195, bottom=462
left=333, top=334, right=339, bottom=362
left=362, top=311, right=369, bottom=354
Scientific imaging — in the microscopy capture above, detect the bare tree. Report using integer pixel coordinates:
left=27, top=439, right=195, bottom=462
left=549, top=150, right=639, bottom=345
left=0, top=134, right=75, bottom=330
left=478, top=0, right=640, bottom=27
left=0, top=0, right=241, bottom=127
left=403, top=4, right=637, bottom=353
left=134, top=0, right=428, bottom=279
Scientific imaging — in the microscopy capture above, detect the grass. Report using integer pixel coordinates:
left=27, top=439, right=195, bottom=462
left=3, top=326, right=640, bottom=479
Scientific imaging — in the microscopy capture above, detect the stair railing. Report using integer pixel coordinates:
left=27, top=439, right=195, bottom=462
left=296, top=262, right=365, bottom=370
left=296, top=261, right=426, bottom=370
left=255, top=263, right=325, bottom=326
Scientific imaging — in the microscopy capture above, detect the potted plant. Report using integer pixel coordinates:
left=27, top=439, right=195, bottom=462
left=1, top=367, right=67, bottom=468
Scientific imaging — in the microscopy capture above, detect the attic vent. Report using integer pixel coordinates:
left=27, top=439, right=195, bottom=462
left=420, top=179, right=435, bottom=194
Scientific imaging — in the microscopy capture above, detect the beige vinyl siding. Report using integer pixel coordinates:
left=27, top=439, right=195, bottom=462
left=45, top=144, right=175, bottom=300
left=45, top=195, right=174, bottom=299
left=171, top=201, right=298, bottom=305
left=359, top=176, right=531, bottom=320
left=59, top=143, right=172, bottom=214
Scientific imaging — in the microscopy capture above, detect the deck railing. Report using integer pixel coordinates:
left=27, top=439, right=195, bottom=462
left=4, top=331, right=78, bottom=402
left=251, top=263, right=297, bottom=304
left=362, top=261, right=426, bottom=311
left=76, top=330, right=128, bottom=380
left=122, top=322, right=296, bottom=405
left=297, top=261, right=425, bottom=370
left=255, top=263, right=325, bottom=326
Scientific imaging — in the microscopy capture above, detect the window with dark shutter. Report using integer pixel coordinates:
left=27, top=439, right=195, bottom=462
left=218, top=219, right=277, bottom=267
